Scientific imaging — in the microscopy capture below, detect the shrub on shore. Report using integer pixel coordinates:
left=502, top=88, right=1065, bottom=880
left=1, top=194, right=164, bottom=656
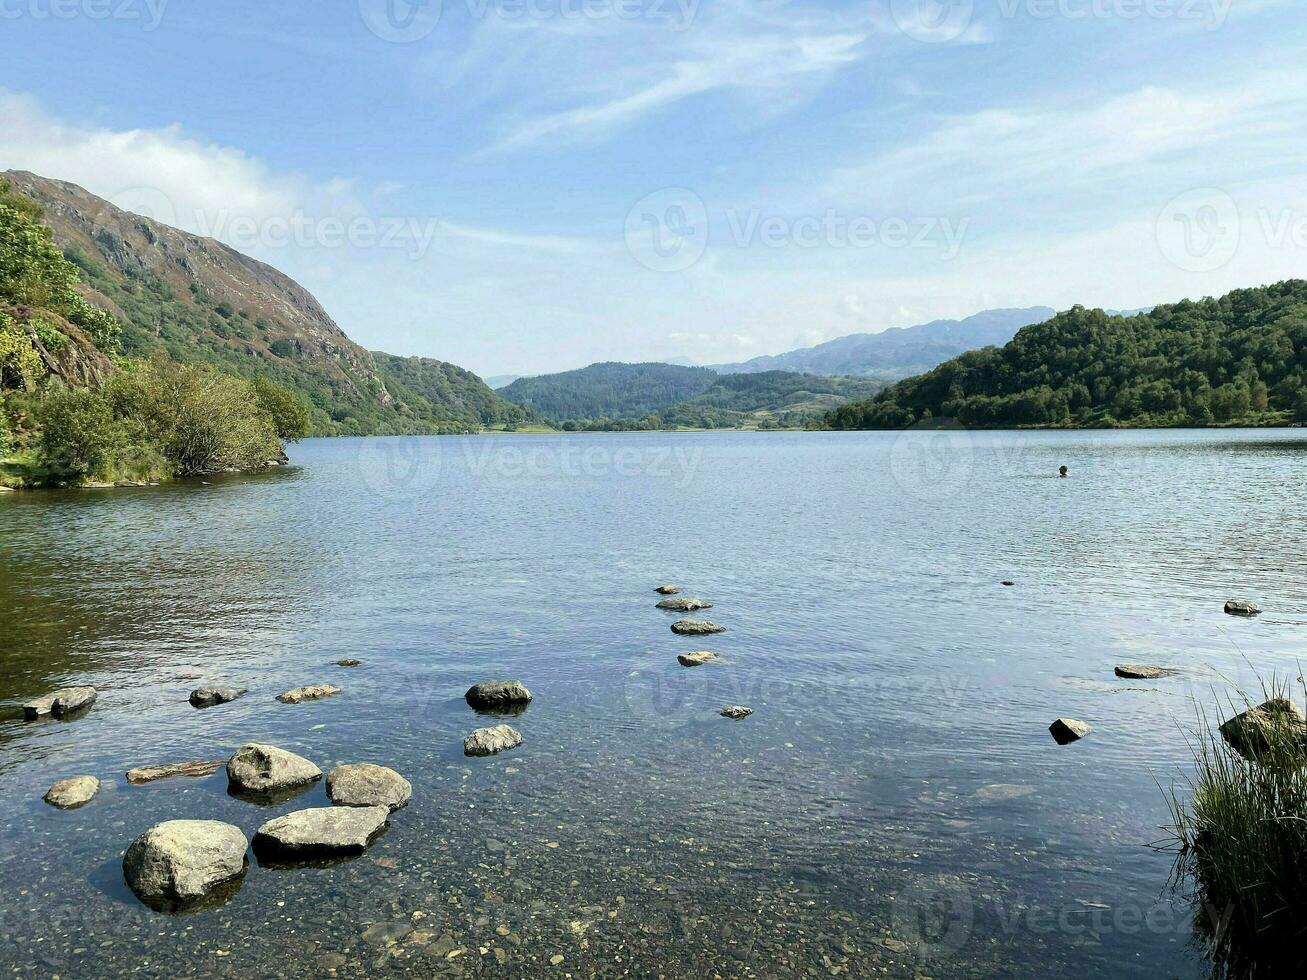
left=1167, top=681, right=1307, bottom=973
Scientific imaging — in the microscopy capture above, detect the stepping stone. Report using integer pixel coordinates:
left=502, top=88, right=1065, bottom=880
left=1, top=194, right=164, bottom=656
left=1049, top=718, right=1091, bottom=744
left=463, top=725, right=522, bottom=757
left=276, top=684, right=341, bottom=704
left=720, top=706, right=752, bottom=719
left=126, top=760, right=226, bottom=785
left=253, top=806, right=389, bottom=860
left=327, top=763, right=412, bottom=812
left=671, top=619, right=725, bottom=636
left=677, top=652, right=719, bottom=667
left=189, top=686, right=246, bottom=708
left=44, top=776, right=100, bottom=809
left=23, top=686, right=97, bottom=720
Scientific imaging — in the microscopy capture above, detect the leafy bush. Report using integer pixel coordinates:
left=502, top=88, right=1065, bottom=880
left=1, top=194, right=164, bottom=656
left=251, top=375, right=311, bottom=441
left=0, top=313, right=45, bottom=390
left=109, top=359, right=282, bottom=476
left=31, top=318, right=67, bottom=353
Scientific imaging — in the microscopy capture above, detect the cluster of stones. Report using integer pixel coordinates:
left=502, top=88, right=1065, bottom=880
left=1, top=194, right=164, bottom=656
left=120, top=742, right=411, bottom=909
left=1049, top=599, right=1266, bottom=746
left=463, top=680, right=531, bottom=756
left=656, top=584, right=751, bottom=720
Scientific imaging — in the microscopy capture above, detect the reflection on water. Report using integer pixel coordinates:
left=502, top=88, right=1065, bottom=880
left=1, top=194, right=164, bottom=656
left=3, top=429, right=1307, bottom=977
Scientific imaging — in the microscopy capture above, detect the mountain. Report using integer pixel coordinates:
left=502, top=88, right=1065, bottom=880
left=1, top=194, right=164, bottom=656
left=499, top=362, right=718, bottom=421
left=827, top=284, right=1307, bottom=429
left=2, top=171, right=526, bottom=435
left=484, top=374, right=521, bottom=390
left=709, top=307, right=1055, bottom=380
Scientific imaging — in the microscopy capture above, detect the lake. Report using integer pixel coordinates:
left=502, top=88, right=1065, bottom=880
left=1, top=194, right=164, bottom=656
left=3, top=428, right=1305, bottom=978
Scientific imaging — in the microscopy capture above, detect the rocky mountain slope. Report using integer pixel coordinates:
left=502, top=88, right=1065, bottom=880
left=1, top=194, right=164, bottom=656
left=3, top=171, right=525, bottom=434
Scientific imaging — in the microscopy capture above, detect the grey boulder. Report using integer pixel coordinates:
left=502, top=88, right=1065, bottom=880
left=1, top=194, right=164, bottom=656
left=671, top=619, right=726, bottom=636
left=677, top=651, right=719, bottom=667
left=123, top=820, right=247, bottom=907
left=656, top=597, right=713, bottom=612
left=654, top=584, right=680, bottom=595
left=1114, top=665, right=1176, bottom=680
left=189, top=686, right=246, bottom=708
left=1049, top=718, right=1092, bottom=744
left=23, top=686, right=97, bottom=720
left=227, top=743, right=322, bottom=795
left=720, top=706, right=753, bottom=719
left=465, top=680, right=533, bottom=710
left=276, top=683, right=341, bottom=704
left=327, top=763, right=412, bottom=812
left=1224, top=599, right=1262, bottom=616
left=253, top=806, right=389, bottom=860
left=1219, top=698, right=1307, bottom=760
left=44, top=776, right=100, bottom=809
left=463, top=724, right=523, bottom=757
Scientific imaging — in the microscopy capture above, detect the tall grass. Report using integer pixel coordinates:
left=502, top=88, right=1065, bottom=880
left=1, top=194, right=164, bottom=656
left=1167, top=679, right=1307, bottom=974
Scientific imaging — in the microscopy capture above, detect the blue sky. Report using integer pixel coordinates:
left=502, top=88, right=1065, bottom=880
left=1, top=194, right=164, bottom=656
left=2, top=0, right=1305, bottom=376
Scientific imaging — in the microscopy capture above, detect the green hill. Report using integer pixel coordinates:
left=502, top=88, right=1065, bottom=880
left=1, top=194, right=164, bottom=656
left=3, top=170, right=524, bottom=436
left=827, top=283, right=1307, bottom=429
left=653, top=371, right=883, bottom=429
left=499, top=362, right=718, bottom=421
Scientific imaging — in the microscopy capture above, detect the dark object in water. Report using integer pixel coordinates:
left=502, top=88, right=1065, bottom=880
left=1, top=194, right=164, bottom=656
left=1001, top=580, right=1015, bottom=587
left=1058, top=465, right=1068, bottom=478
left=1049, top=718, right=1091, bottom=744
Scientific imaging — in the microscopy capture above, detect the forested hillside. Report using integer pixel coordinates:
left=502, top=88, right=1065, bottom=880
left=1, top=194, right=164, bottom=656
left=828, top=283, right=1307, bottom=429
left=499, top=362, right=717, bottom=421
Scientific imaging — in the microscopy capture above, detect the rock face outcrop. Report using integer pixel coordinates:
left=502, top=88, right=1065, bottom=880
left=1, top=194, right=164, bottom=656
left=656, top=598, right=713, bottom=612
left=1224, top=599, right=1261, bottom=616
left=44, top=776, right=100, bottom=809
left=654, top=585, right=680, bottom=595
left=463, top=725, right=523, bottom=757
left=720, top=706, right=752, bottom=719
left=677, top=652, right=719, bottom=667
left=253, top=806, right=389, bottom=860
left=123, top=820, right=247, bottom=908
left=671, top=620, right=726, bottom=636
left=22, top=687, right=97, bottom=720
left=227, top=743, right=322, bottom=795
left=1114, top=665, right=1175, bottom=680
left=465, top=680, right=533, bottom=710
left=1049, top=718, right=1091, bottom=744
left=1219, top=698, right=1307, bottom=760
left=189, top=686, right=246, bottom=708
left=327, top=764, right=412, bottom=812
left=276, top=684, right=341, bottom=704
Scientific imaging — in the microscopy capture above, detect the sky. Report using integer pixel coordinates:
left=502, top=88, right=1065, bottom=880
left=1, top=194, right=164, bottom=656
left=1, top=0, right=1305, bottom=377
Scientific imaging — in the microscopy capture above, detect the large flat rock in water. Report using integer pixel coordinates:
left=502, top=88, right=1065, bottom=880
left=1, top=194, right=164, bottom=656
left=253, top=806, right=389, bottom=860
left=656, top=597, right=713, bottom=612
left=126, top=760, right=226, bottom=785
left=123, top=819, right=247, bottom=908
left=1114, top=664, right=1177, bottom=680
left=671, top=619, right=726, bottom=635
left=327, top=763, right=412, bottom=811
left=23, top=687, right=97, bottom=719
left=276, top=684, right=341, bottom=704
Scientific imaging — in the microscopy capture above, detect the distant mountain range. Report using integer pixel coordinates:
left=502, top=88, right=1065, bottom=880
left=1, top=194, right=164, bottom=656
left=5, top=171, right=528, bottom=435
left=708, top=307, right=1056, bottom=380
